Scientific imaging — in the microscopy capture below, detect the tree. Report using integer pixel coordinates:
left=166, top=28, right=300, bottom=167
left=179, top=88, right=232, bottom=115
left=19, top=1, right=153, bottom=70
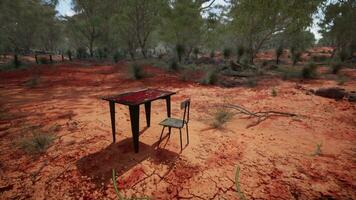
left=159, top=0, right=205, bottom=59
left=319, top=0, right=356, bottom=59
left=68, top=0, right=108, bottom=57
left=275, top=46, right=283, bottom=64
left=0, top=0, right=60, bottom=54
left=229, top=0, right=322, bottom=64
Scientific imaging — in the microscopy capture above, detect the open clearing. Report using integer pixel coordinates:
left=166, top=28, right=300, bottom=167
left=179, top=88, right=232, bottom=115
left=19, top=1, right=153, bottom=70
left=0, top=55, right=355, bottom=199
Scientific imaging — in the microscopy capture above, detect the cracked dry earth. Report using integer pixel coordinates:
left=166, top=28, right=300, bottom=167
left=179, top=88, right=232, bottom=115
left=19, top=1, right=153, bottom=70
left=0, top=62, right=355, bottom=199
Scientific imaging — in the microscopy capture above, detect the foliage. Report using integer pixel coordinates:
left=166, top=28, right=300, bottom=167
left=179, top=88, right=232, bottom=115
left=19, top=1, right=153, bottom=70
left=193, top=47, right=199, bottom=59
left=271, top=87, right=277, bottom=97
left=331, top=62, right=342, bottom=74
left=76, top=47, right=88, bottom=59
left=291, top=51, right=302, bottom=65
left=128, top=63, right=145, bottom=80
left=200, top=70, right=218, bottom=85
left=312, top=143, right=322, bottom=156
left=113, top=50, right=126, bottom=63
left=235, top=166, right=247, bottom=200
left=301, top=62, right=318, bottom=79
left=275, top=46, right=283, bottom=64
left=245, top=78, right=257, bottom=87
left=229, top=0, right=322, bottom=63
left=169, top=60, right=179, bottom=71
left=176, top=44, right=185, bottom=62
left=67, top=50, right=72, bottom=61
left=223, top=48, right=232, bottom=60
left=19, top=130, right=55, bottom=154
left=237, top=46, right=245, bottom=62
left=319, top=0, right=356, bottom=55
left=210, top=107, right=233, bottom=129
left=210, top=50, right=215, bottom=58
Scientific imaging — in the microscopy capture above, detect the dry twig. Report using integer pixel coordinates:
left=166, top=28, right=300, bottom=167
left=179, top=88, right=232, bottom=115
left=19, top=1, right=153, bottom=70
left=224, top=104, right=298, bottom=128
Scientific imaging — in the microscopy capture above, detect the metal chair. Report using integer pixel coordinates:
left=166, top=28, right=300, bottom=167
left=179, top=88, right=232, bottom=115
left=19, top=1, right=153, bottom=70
left=159, top=99, right=190, bottom=150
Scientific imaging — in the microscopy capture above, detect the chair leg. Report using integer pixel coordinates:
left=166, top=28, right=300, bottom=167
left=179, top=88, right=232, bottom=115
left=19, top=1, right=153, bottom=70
left=179, top=128, right=182, bottom=150
left=186, top=124, right=189, bottom=144
left=159, top=126, right=165, bottom=141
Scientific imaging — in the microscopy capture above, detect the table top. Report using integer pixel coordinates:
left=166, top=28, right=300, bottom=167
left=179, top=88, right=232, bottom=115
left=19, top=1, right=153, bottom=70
left=102, top=88, right=176, bottom=106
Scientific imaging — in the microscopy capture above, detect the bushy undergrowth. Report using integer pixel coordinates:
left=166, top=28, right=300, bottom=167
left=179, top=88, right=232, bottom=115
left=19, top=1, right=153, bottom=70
left=113, top=50, right=125, bottom=63
left=200, top=70, right=218, bottom=85
left=245, top=77, right=257, bottom=87
left=39, top=56, right=49, bottom=64
left=301, top=62, right=318, bottom=79
left=210, top=107, right=233, bottom=128
left=19, top=130, right=55, bottom=154
left=223, top=48, right=232, bottom=60
left=23, top=75, right=40, bottom=88
left=331, top=62, right=342, bottom=74
left=271, top=87, right=277, bottom=97
left=169, top=60, right=179, bottom=71
left=128, top=63, right=145, bottom=80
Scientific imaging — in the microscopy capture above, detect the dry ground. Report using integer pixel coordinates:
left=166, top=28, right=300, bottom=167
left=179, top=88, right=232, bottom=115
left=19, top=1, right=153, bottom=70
left=0, top=58, right=355, bottom=199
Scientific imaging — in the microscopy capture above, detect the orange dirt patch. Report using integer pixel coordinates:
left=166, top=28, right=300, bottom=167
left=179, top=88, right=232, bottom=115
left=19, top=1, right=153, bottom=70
left=0, top=60, right=355, bottom=199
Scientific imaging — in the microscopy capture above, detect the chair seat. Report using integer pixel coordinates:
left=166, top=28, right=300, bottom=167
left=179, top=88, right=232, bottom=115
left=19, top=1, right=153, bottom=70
left=159, top=117, right=184, bottom=128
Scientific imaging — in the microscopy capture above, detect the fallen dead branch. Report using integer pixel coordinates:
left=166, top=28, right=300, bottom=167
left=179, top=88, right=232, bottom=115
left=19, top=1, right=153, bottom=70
left=224, top=104, right=298, bottom=128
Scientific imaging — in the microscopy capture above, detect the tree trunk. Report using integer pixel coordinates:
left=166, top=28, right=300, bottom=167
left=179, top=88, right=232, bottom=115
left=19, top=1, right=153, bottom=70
left=35, top=55, right=39, bottom=64
left=61, top=54, right=64, bottom=62
left=276, top=56, right=279, bottom=64
left=89, top=40, right=94, bottom=58
left=141, top=48, right=147, bottom=58
left=49, top=54, right=53, bottom=63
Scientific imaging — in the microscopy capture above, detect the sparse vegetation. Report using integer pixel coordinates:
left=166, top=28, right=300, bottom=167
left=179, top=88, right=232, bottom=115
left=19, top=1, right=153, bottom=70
left=331, top=62, right=342, bottom=74
left=223, top=48, right=232, bottom=60
left=291, top=51, right=302, bottom=65
left=235, top=166, right=247, bottom=200
left=24, top=75, right=40, bottom=88
left=128, top=63, right=145, bottom=80
left=336, top=75, right=348, bottom=85
left=200, top=70, right=218, bottom=85
left=237, top=46, right=245, bottom=62
left=210, top=107, right=233, bottom=128
left=39, top=56, right=49, bottom=64
left=19, top=130, right=55, bottom=154
left=276, top=46, right=283, bottom=64
left=176, top=44, right=185, bottom=62
left=312, top=143, right=322, bottom=156
left=169, top=60, right=179, bottom=71
left=271, top=87, right=277, bottom=97
left=301, top=62, right=318, bottom=79
left=245, top=77, right=257, bottom=87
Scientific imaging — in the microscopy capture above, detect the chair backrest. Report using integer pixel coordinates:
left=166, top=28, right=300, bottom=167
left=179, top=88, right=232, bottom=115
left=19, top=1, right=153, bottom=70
left=181, top=99, right=190, bottom=124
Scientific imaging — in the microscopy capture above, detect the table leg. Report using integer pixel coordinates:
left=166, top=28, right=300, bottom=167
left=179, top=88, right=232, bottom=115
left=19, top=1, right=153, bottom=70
left=109, top=101, right=116, bottom=143
left=129, top=105, right=140, bottom=153
left=144, top=102, right=151, bottom=127
left=166, top=96, right=171, bottom=134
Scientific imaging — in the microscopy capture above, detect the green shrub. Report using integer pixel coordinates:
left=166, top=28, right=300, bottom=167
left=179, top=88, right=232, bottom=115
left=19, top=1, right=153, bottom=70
left=210, top=50, right=215, bottom=58
left=67, top=50, right=72, bottom=61
left=113, top=50, right=125, bottom=63
left=19, top=131, right=55, bottom=154
left=128, top=63, right=145, bottom=80
left=291, top=51, right=302, bottom=65
left=210, top=107, right=233, bottom=128
left=77, top=47, right=88, bottom=59
left=338, top=49, right=348, bottom=62
left=223, top=48, right=232, bottom=60
left=169, top=60, right=179, bottom=71
left=276, top=46, right=283, bottom=64
left=331, top=62, right=342, bottom=74
left=271, top=87, right=277, bottom=97
left=245, top=78, right=257, bottom=87
left=193, top=47, right=199, bottom=59
left=201, top=70, right=218, bottom=85
left=237, top=46, right=245, bottom=62
left=301, top=62, right=318, bottom=79
left=176, top=44, right=185, bottom=62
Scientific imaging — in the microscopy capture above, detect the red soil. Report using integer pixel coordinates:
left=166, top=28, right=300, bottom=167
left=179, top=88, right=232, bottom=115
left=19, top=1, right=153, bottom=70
left=0, top=53, right=355, bottom=199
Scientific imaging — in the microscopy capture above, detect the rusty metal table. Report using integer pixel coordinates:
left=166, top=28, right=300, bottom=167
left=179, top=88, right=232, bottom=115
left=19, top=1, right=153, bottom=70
left=102, top=89, right=176, bottom=153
